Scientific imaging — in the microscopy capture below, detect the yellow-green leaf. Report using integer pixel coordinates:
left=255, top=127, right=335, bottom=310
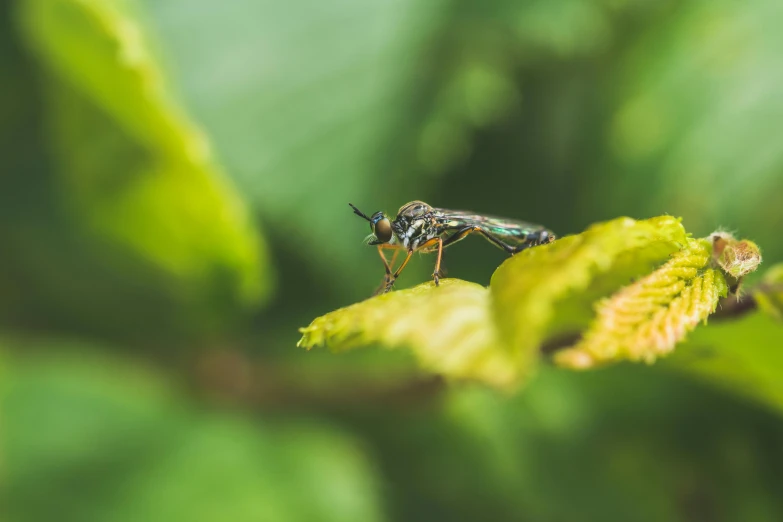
left=298, top=279, right=519, bottom=389
left=491, top=216, right=689, bottom=370
left=299, top=216, right=693, bottom=389
left=554, top=239, right=728, bottom=369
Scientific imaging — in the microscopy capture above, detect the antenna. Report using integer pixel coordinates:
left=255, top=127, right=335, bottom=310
left=349, top=203, right=371, bottom=222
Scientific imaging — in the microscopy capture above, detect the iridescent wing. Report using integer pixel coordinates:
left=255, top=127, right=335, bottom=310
left=433, top=208, right=552, bottom=253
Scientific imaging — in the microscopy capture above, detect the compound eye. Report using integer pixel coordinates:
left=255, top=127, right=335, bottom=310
left=373, top=218, right=393, bottom=243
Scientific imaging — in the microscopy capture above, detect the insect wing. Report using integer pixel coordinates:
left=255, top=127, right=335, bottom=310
left=434, top=208, right=548, bottom=250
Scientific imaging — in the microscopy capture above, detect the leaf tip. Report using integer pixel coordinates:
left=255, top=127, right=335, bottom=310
left=711, top=232, right=762, bottom=278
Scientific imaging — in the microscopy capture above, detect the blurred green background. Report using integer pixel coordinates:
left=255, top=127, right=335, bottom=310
left=2, top=0, right=783, bottom=521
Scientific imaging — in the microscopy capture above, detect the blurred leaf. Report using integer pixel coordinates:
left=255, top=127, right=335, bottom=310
left=356, top=367, right=783, bottom=522
left=19, top=0, right=270, bottom=305
left=555, top=239, right=728, bottom=368
left=754, top=262, right=783, bottom=320
left=132, top=0, right=451, bottom=287
left=2, top=345, right=384, bottom=522
left=300, top=216, right=692, bottom=388
left=666, top=312, right=783, bottom=413
left=131, top=0, right=640, bottom=289
left=604, top=0, right=783, bottom=261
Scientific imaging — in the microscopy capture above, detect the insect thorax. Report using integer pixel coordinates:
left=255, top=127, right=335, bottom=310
left=392, top=202, right=441, bottom=249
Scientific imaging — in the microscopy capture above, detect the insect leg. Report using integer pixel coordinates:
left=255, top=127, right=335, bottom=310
left=384, top=250, right=413, bottom=293
left=376, top=246, right=400, bottom=280
left=443, top=226, right=518, bottom=254
left=388, top=249, right=400, bottom=270
left=408, top=236, right=445, bottom=287
left=433, top=237, right=443, bottom=286
left=441, top=226, right=474, bottom=248
left=373, top=246, right=400, bottom=295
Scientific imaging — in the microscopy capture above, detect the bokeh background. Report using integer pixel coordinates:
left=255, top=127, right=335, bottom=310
left=2, top=0, right=783, bottom=521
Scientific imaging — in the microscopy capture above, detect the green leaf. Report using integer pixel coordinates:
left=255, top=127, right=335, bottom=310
left=665, top=312, right=783, bottom=412
left=754, top=262, right=783, bottom=320
left=299, top=216, right=776, bottom=401
left=490, top=215, right=689, bottom=370
left=381, top=369, right=783, bottom=522
left=299, top=216, right=692, bottom=389
left=554, top=239, right=728, bottom=368
left=18, top=0, right=270, bottom=305
left=299, top=279, right=519, bottom=389
left=2, top=345, right=384, bottom=522
left=650, top=260, right=783, bottom=413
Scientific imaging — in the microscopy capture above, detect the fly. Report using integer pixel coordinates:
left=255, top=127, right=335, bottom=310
left=349, top=200, right=555, bottom=294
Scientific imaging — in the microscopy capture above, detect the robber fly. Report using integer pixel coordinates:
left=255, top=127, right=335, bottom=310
left=350, top=201, right=555, bottom=294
